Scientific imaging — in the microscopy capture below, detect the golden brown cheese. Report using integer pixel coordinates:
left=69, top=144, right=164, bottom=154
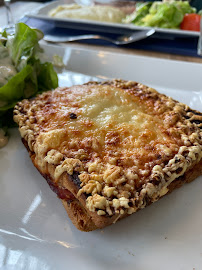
left=14, top=80, right=202, bottom=217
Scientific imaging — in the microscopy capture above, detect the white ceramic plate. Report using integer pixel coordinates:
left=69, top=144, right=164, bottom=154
left=0, top=44, right=202, bottom=270
left=26, top=0, right=200, bottom=38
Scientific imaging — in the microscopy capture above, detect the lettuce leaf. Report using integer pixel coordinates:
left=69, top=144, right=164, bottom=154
left=142, top=2, right=184, bottom=28
left=0, top=65, right=34, bottom=109
left=123, top=2, right=152, bottom=25
left=7, top=23, right=39, bottom=71
left=37, top=62, right=58, bottom=92
left=0, top=23, right=58, bottom=131
left=126, top=1, right=196, bottom=29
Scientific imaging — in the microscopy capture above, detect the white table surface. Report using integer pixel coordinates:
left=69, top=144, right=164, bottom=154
left=0, top=1, right=42, bottom=27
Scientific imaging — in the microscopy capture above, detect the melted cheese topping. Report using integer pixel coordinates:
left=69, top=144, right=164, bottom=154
left=33, top=85, right=178, bottom=173
left=14, top=81, right=202, bottom=217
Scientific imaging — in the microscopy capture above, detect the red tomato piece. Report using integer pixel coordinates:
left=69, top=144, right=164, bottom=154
left=180, top=14, right=201, bottom=32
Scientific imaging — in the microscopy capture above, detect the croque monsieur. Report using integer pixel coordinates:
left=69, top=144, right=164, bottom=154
left=13, top=80, right=202, bottom=231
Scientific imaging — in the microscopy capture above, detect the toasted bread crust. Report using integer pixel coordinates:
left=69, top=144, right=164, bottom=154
left=14, top=80, right=202, bottom=231
left=61, top=159, right=202, bottom=231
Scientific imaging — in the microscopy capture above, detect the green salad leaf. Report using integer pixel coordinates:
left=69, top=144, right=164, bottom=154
left=37, top=62, right=59, bottom=92
left=143, top=2, right=184, bottom=28
left=124, top=1, right=196, bottom=29
left=123, top=2, right=152, bottom=25
left=0, top=65, right=34, bottom=110
left=7, top=23, right=40, bottom=71
left=175, top=1, right=196, bottom=15
left=0, top=23, right=58, bottom=133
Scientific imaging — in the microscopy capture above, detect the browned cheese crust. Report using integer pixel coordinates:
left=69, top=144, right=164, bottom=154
left=13, top=79, right=202, bottom=231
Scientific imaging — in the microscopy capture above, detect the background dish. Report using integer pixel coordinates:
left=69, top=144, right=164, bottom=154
left=26, top=0, right=200, bottom=38
left=0, top=43, right=202, bottom=270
